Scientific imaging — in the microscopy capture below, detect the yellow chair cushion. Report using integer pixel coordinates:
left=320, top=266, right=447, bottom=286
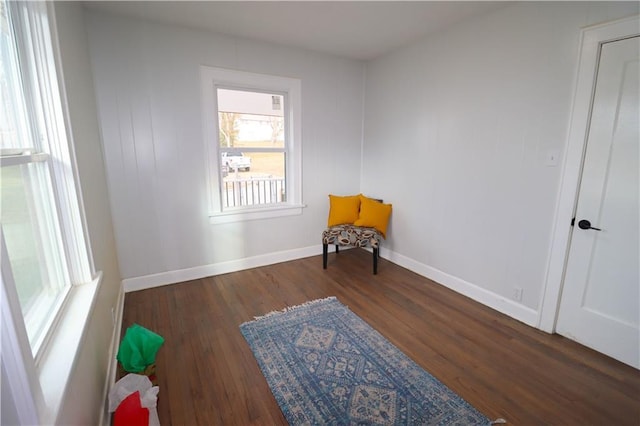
left=354, top=195, right=392, bottom=238
left=327, top=194, right=361, bottom=226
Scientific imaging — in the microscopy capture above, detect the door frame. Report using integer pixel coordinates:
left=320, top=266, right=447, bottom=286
left=538, top=15, right=640, bottom=333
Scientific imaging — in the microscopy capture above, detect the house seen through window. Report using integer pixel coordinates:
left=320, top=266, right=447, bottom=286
left=218, top=88, right=287, bottom=208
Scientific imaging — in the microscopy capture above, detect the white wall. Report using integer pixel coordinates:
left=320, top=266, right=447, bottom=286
left=52, top=3, right=122, bottom=424
left=362, top=2, right=638, bottom=321
left=85, top=10, right=364, bottom=283
left=0, top=362, right=20, bottom=425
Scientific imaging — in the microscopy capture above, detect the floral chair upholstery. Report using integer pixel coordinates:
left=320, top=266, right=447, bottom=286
left=322, top=224, right=382, bottom=274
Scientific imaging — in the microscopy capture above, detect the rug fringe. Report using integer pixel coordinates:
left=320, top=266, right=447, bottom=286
left=241, top=296, right=338, bottom=326
left=490, top=418, right=507, bottom=424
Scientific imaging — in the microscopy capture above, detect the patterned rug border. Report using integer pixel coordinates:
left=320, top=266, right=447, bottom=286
left=241, top=296, right=504, bottom=425
left=241, top=296, right=338, bottom=325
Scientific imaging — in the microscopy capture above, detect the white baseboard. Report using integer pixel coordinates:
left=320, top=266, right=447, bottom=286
left=123, top=245, right=322, bottom=292
left=123, top=244, right=539, bottom=327
left=98, top=282, right=125, bottom=426
left=381, top=248, right=539, bottom=327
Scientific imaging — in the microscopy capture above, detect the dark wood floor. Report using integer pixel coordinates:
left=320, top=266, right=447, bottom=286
left=120, top=249, right=640, bottom=425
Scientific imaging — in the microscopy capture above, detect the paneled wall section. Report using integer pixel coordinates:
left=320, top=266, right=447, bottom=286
left=362, top=2, right=638, bottom=313
left=85, top=11, right=365, bottom=280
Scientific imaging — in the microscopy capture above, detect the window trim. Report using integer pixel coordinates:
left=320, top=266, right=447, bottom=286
left=0, top=151, right=49, bottom=166
left=1, top=232, right=43, bottom=425
left=0, top=154, right=73, bottom=356
left=1, top=1, right=101, bottom=423
left=200, top=66, right=304, bottom=223
left=7, top=0, right=93, bottom=284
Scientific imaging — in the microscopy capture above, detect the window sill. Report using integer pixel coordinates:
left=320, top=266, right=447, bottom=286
left=37, top=271, right=103, bottom=424
left=209, top=204, right=306, bottom=224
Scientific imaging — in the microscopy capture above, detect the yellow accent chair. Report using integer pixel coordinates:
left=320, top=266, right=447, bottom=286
left=322, top=194, right=392, bottom=274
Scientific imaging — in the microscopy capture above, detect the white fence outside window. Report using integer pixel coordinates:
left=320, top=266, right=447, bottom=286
left=223, top=177, right=285, bottom=208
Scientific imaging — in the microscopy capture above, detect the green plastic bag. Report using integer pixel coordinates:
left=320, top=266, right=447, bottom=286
left=117, top=324, right=165, bottom=373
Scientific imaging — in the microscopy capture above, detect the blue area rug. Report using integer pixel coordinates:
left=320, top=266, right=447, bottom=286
left=240, top=296, right=491, bottom=425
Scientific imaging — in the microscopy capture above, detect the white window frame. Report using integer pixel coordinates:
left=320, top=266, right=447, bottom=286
left=1, top=152, right=71, bottom=356
left=201, top=66, right=304, bottom=224
left=8, top=0, right=93, bottom=282
left=1, top=2, right=101, bottom=424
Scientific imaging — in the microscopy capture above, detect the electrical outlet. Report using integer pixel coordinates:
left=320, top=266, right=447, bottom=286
left=111, top=307, right=116, bottom=326
left=513, top=287, right=523, bottom=302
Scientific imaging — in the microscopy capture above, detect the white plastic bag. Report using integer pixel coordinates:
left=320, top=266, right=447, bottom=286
left=108, top=373, right=160, bottom=426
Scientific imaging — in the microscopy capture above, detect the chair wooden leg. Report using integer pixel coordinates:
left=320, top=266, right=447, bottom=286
left=373, top=247, right=378, bottom=274
left=335, top=245, right=339, bottom=254
left=323, top=244, right=328, bottom=269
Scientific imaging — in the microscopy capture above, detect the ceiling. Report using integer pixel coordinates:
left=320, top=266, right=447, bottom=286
left=82, top=1, right=510, bottom=61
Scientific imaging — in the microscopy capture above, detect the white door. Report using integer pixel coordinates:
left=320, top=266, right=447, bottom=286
left=556, top=35, right=639, bottom=369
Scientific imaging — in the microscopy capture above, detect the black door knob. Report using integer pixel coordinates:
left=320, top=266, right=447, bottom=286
left=578, top=219, right=601, bottom=231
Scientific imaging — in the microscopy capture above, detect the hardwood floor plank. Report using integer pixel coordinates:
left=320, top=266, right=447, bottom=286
left=120, top=249, right=640, bottom=425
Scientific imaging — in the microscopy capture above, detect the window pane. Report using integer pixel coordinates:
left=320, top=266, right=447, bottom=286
left=0, top=1, right=33, bottom=151
left=218, top=89, right=285, bottom=149
left=221, top=152, right=286, bottom=208
left=1, top=162, right=69, bottom=350
left=217, top=88, right=287, bottom=210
